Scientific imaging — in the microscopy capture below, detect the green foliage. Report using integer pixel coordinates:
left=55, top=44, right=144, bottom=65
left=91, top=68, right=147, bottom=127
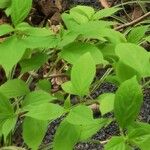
left=127, top=25, right=149, bottom=44
left=11, top=0, right=32, bottom=26
left=98, top=93, right=115, bottom=115
left=23, top=117, right=48, bottom=150
left=0, top=24, right=14, bottom=36
left=0, top=79, right=29, bottom=98
left=0, top=3, right=149, bottom=150
left=105, top=136, right=129, bottom=150
left=115, top=43, right=150, bottom=78
left=114, top=77, right=143, bottom=129
left=62, top=52, right=96, bottom=97
left=61, top=42, right=106, bottom=65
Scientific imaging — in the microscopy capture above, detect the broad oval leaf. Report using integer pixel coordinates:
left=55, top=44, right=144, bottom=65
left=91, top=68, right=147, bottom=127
left=128, top=123, right=150, bottom=150
left=2, top=116, right=17, bottom=141
left=53, top=120, right=81, bottom=150
left=127, top=25, right=149, bottom=44
left=11, top=0, right=32, bottom=26
left=0, top=36, right=26, bottom=76
left=70, top=5, right=95, bottom=20
left=0, top=79, right=29, bottom=98
left=98, top=93, right=115, bottom=115
left=93, top=7, right=121, bottom=20
left=66, top=105, right=94, bottom=125
left=0, top=24, right=14, bottom=36
left=22, top=90, right=55, bottom=110
left=61, top=42, right=106, bottom=65
left=105, top=136, right=129, bottom=150
left=114, top=77, right=143, bottom=129
left=23, top=117, right=48, bottom=150
left=115, top=43, right=150, bottom=77
left=25, top=103, right=65, bottom=121
left=115, top=61, right=140, bottom=83
left=0, top=92, right=14, bottom=119
left=79, top=118, right=108, bottom=141
left=71, top=52, right=96, bottom=97
left=20, top=53, right=48, bottom=73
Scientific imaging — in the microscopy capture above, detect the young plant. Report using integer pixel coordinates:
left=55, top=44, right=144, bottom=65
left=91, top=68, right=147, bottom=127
left=0, top=2, right=150, bottom=150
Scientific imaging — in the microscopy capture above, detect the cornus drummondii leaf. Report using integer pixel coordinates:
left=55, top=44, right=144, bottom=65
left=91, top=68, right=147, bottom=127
left=127, top=25, right=149, bottom=44
left=66, top=105, right=94, bottom=125
left=61, top=42, right=106, bottom=65
left=105, top=136, right=130, bottom=150
left=128, top=123, right=150, bottom=150
left=53, top=120, right=81, bottom=150
left=115, top=61, right=140, bottom=83
left=0, top=0, right=10, bottom=9
left=98, top=93, right=115, bottom=115
left=22, top=90, right=55, bottom=110
left=0, top=36, right=26, bottom=76
left=20, top=53, right=48, bottom=74
left=0, top=79, right=29, bottom=98
left=70, top=5, right=95, bottom=20
left=92, top=7, right=121, bottom=20
left=62, top=52, right=96, bottom=97
left=115, top=43, right=150, bottom=77
left=114, top=76, right=143, bottom=129
left=0, top=24, right=14, bottom=36
left=25, top=103, right=64, bottom=121
left=23, top=117, right=48, bottom=150
left=11, top=0, right=32, bottom=26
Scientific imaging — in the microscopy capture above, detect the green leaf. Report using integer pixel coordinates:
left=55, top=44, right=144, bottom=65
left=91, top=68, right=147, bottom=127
left=98, top=43, right=117, bottom=61
left=93, top=7, right=121, bottom=20
left=25, top=103, right=64, bottom=121
left=115, top=43, right=150, bottom=77
left=105, top=136, right=128, bottom=150
left=71, top=52, right=96, bottom=97
left=98, top=93, right=115, bottom=115
left=58, top=31, right=79, bottom=48
left=20, top=53, right=48, bottom=73
left=66, top=105, right=94, bottom=125
left=61, top=42, right=106, bottom=65
left=0, top=79, right=29, bottom=98
left=21, top=35, right=58, bottom=49
left=16, top=22, right=53, bottom=36
left=11, top=0, right=32, bottom=26
left=70, top=10, right=89, bottom=24
left=115, top=61, right=140, bottom=83
left=61, top=81, right=78, bottom=95
left=22, top=90, right=55, bottom=110
left=70, top=5, right=95, bottom=20
left=0, top=93, right=14, bottom=119
left=0, top=0, right=11, bottom=9
left=127, top=25, right=149, bottom=44
left=80, top=118, right=108, bottom=141
left=128, top=123, right=150, bottom=150
left=36, top=79, right=51, bottom=93
left=0, top=24, right=14, bottom=36
left=23, top=117, right=48, bottom=150
left=53, top=120, right=81, bottom=150
left=0, top=36, right=26, bottom=76
left=2, top=116, right=17, bottom=141
left=61, top=13, right=79, bottom=30
left=74, top=24, right=126, bottom=44
left=114, top=77, right=143, bottom=129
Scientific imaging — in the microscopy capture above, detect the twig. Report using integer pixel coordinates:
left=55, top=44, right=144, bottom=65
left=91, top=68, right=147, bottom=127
left=115, top=11, right=150, bottom=30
